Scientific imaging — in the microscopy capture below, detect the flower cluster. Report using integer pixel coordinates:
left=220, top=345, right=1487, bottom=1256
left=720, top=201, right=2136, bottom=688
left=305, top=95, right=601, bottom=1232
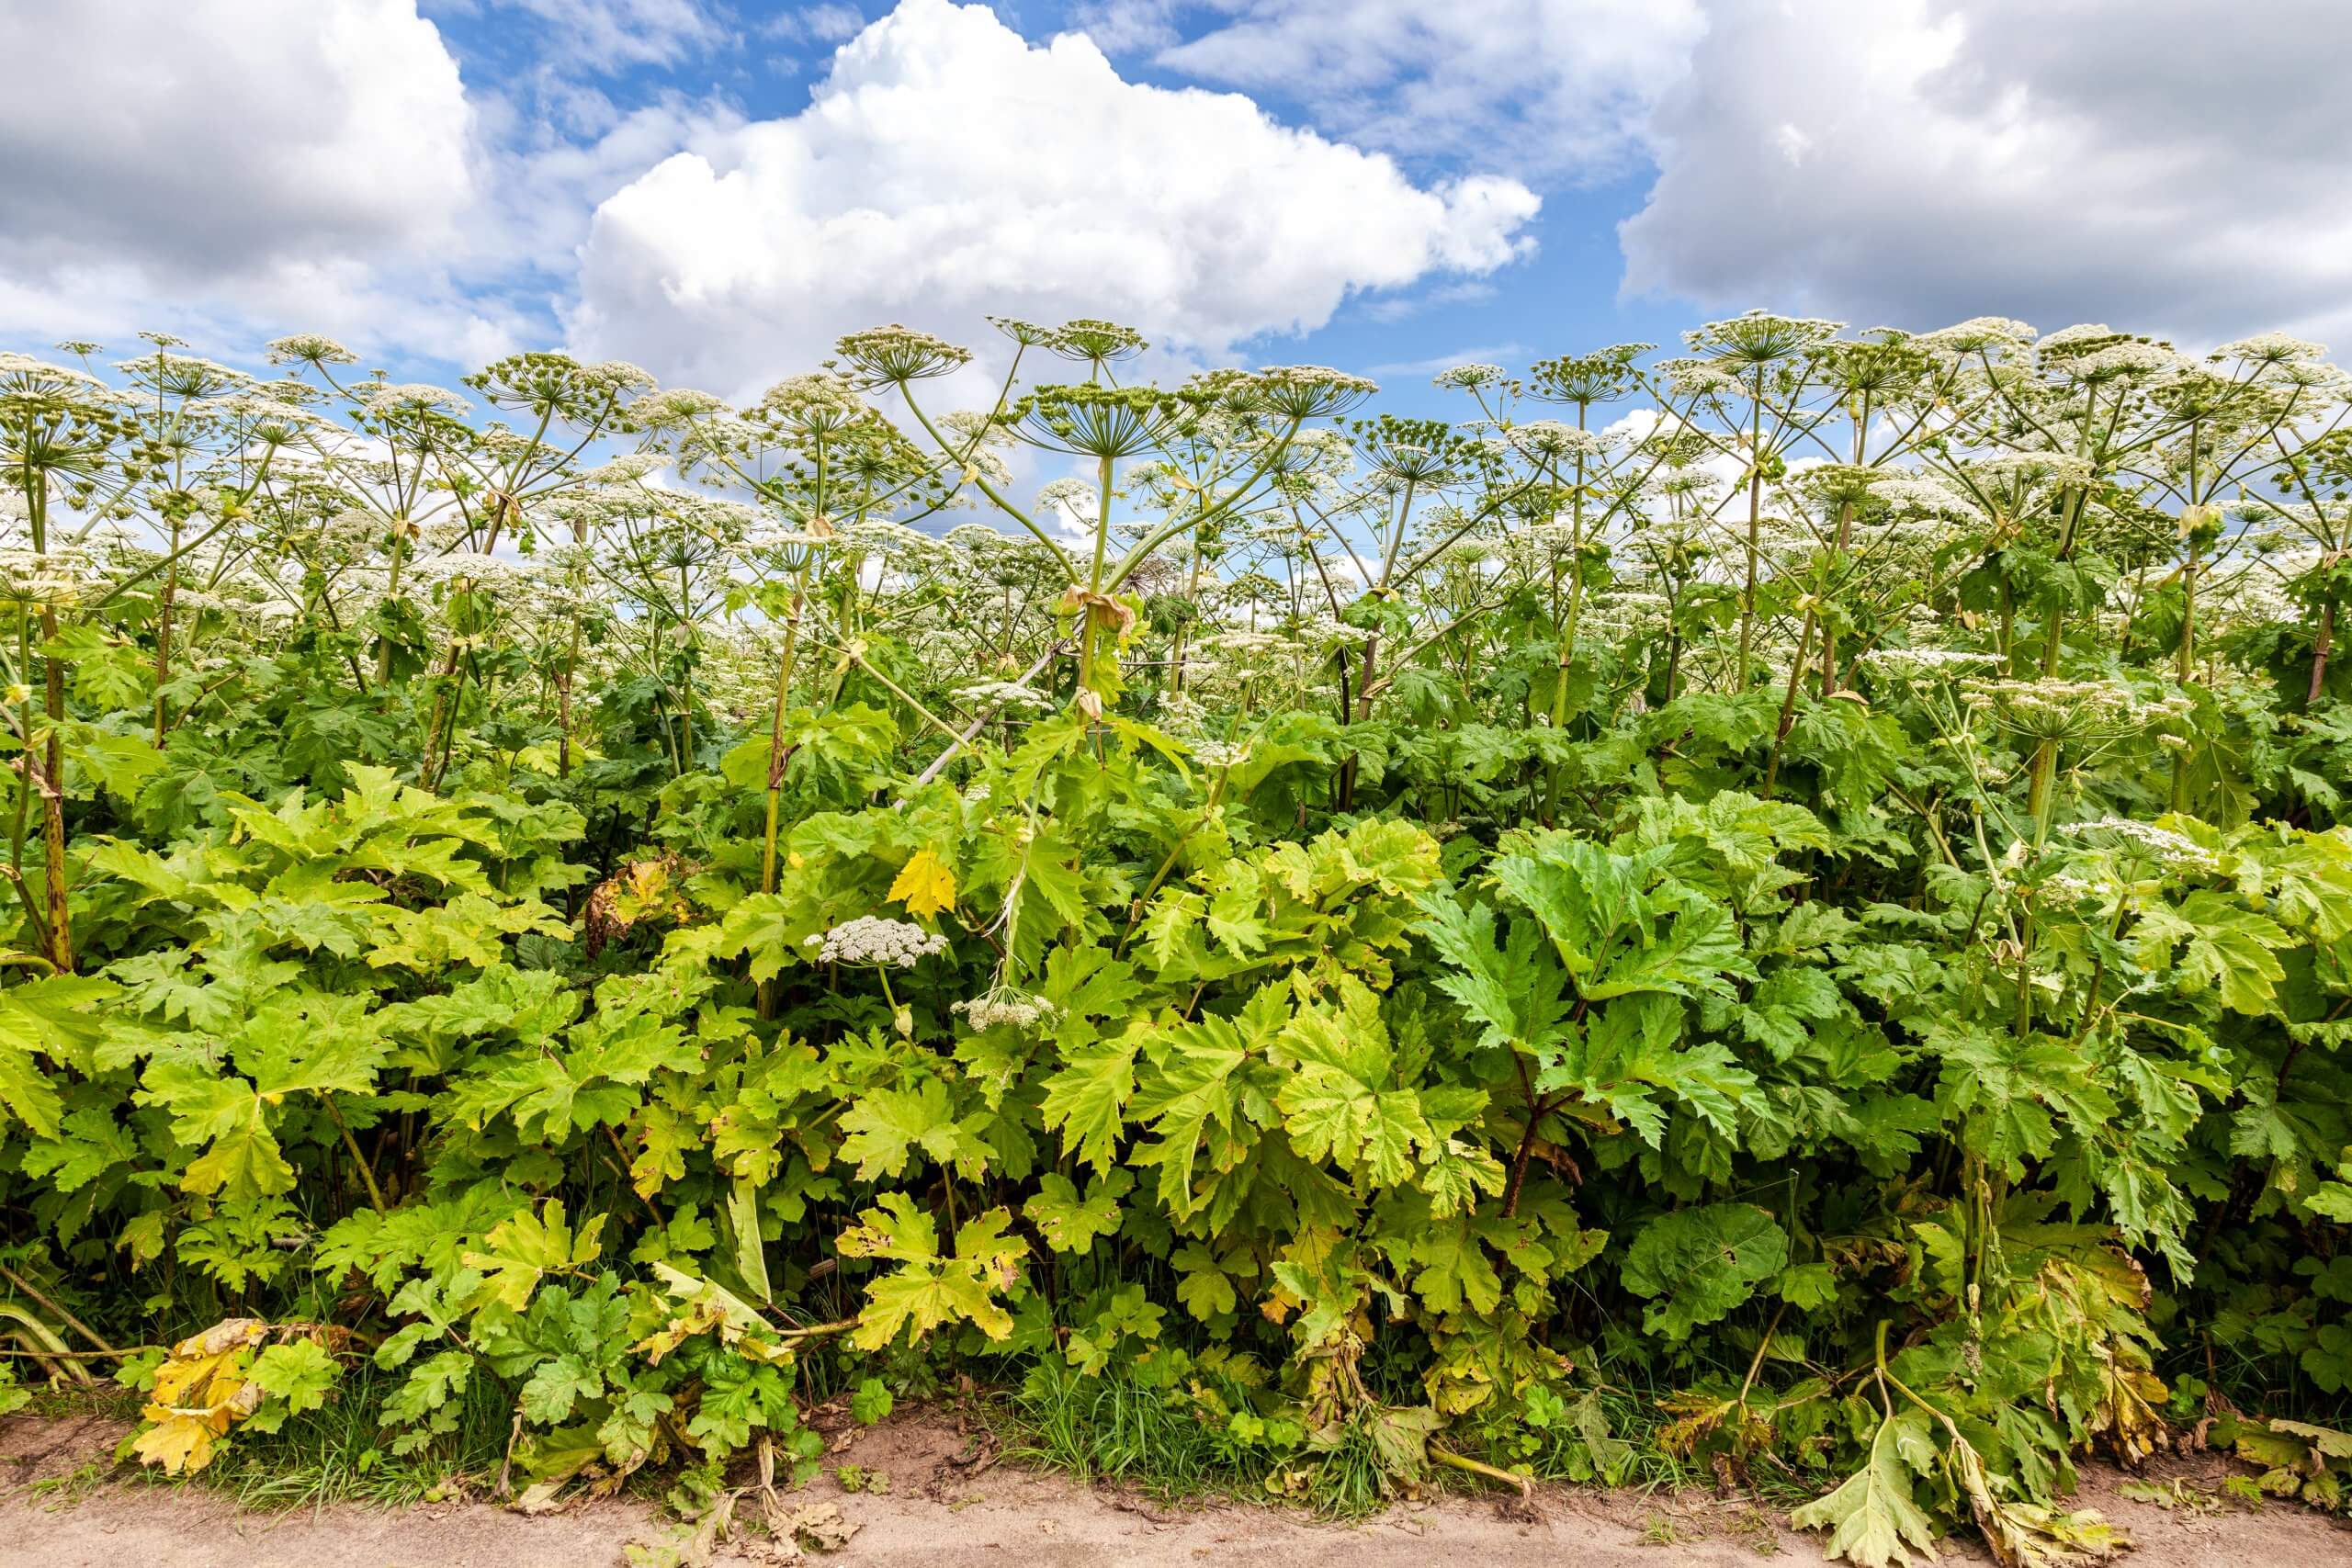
left=1858, top=648, right=2004, bottom=675
left=2057, top=817, right=2221, bottom=873
left=361, top=383, right=472, bottom=417
left=832, top=324, right=972, bottom=385
left=1961, top=677, right=2193, bottom=742
left=805, top=916, right=950, bottom=967
left=951, top=988, right=1058, bottom=1031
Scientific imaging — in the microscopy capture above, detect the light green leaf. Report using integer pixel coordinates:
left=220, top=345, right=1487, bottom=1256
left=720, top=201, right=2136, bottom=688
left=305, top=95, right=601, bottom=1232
left=1024, top=1169, right=1131, bottom=1253
left=839, top=1078, right=995, bottom=1181
left=726, top=1175, right=772, bottom=1305
left=1039, top=1026, right=1140, bottom=1174
left=1791, top=1410, right=1942, bottom=1567
left=461, top=1199, right=607, bottom=1312
left=249, top=1338, right=339, bottom=1416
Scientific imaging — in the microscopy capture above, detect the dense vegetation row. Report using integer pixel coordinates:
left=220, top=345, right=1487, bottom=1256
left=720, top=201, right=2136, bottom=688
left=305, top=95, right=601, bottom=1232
left=2, top=312, right=2350, bottom=1563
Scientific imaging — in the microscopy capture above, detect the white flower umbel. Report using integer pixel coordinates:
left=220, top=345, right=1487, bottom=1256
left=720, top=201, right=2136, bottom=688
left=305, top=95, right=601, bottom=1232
left=2057, top=817, right=2221, bottom=874
left=805, top=915, right=949, bottom=968
left=361, top=382, right=472, bottom=418
left=1961, top=676, right=2193, bottom=744
left=2212, top=333, right=2325, bottom=367
left=1917, top=318, right=2037, bottom=355
left=955, top=679, right=1054, bottom=713
left=952, top=987, right=1058, bottom=1032
left=1858, top=648, right=2005, bottom=675
left=1509, top=421, right=1612, bottom=461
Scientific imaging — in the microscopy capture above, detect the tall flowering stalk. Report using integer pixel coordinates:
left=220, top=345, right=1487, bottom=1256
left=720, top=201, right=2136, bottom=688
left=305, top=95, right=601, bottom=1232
left=0, top=352, right=138, bottom=970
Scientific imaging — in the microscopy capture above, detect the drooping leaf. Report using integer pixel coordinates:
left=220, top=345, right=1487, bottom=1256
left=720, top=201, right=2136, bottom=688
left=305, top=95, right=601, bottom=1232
left=1791, top=1409, right=1942, bottom=1567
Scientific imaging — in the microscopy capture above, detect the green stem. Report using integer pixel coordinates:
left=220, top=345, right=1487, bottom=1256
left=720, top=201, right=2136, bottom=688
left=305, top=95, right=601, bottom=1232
left=762, top=583, right=807, bottom=897
left=323, top=1092, right=388, bottom=1213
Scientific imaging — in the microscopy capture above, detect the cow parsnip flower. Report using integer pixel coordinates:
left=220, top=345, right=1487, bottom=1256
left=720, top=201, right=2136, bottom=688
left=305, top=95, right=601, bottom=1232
left=361, top=383, right=472, bottom=418
left=1431, top=364, right=1507, bottom=392
left=266, top=333, right=358, bottom=367
left=1962, top=676, right=2193, bottom=744
left=1509, top=421, right=1611, bottom=461
left=1050, top=319, right=1147, bottom=364
left=1249, top=366, right=1378, bottom=421
left=806, top=916, right=949, bottom=967
left=1684, top=310, right=1845, bottom=366
left=1917, top=317, right=2037, bottom=354
left=833, top=324, right=972, bottom=385
left=2057, top=816, right=2221, bottom=873
left=2214, top=333, right=2326, bottom=367
left=953, top=987, right=1057, bottom=1031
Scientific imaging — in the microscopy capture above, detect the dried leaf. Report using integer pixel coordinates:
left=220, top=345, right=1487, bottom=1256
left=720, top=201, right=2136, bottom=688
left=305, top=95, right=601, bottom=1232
left=130, top=1317, right=270, bottom=1474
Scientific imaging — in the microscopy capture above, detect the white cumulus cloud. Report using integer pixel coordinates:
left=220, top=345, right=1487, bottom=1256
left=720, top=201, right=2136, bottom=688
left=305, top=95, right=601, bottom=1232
left=0, top=0, right=508, bottom=352
left=568, top=0, right=1542, bottom=396
left=1140, top=0, right=1706, bottom=182
left=1618, top=0, right=2352, bottom=344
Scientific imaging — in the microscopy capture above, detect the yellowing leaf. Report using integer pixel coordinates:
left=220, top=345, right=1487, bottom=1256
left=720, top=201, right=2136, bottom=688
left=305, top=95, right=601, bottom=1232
left=1950, top=1429, right=2126, bottom=1567
left=130, top=1317, right=269, bottom=1475
left=888, top=848, right=957, bottom=919
left=840, top=1200, right=1026, bottom=1350
left=462, top=1199, right=607, bottom=1312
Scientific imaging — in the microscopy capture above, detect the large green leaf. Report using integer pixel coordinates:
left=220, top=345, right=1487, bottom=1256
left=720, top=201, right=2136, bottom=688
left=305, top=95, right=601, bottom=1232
left=1620, top=1201, right=1790, bottom=1340
left=1039, top=1025, right=1141, bottom=1174
left=1791, top=1410, right=1942, bottom=1567
left=838, top=1078, right=996, bottom=1181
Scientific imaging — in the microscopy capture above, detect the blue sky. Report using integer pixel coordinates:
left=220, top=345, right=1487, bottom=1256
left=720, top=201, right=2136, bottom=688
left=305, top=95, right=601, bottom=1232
left=416, top=0, right=1696, bottom=402
left=6, top=1, right=2352, bottom=418
left=406, top=0, right=1704, bottom=412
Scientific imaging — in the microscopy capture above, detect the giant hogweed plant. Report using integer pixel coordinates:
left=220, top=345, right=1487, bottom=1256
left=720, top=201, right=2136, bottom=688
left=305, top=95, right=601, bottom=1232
left=0, top=311, right=2349, bottom=1562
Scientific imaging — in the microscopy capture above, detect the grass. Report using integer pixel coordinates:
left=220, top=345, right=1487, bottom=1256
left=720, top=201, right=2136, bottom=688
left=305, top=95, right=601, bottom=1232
left=998, top=1356, right=1260, bottom=1503
left=3, top=1336, right=1785, bottom=1538
left=190, top=1361, right=514, bottom=1511
left=991, top=1352, right=1712, bottom=1521
left=16, top=1381, right=140, bottom=1423
left=993, top=1354, right=1421, bottom=1517
left=26, top=1455, right=110, bottom=1509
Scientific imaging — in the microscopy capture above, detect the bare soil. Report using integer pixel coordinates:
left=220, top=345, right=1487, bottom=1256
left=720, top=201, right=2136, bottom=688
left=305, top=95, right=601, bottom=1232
left=6, top=1404, right=2348, bottom=1567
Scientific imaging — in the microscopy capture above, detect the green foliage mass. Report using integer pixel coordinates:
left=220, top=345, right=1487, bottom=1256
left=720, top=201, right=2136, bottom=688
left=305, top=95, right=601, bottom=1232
left=3, top=315, right=2352, bottom=1561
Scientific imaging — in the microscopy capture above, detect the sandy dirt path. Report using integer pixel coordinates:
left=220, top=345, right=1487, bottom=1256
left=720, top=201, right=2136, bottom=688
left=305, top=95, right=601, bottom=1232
left=6, top=1405, right=2349, bottom=1566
